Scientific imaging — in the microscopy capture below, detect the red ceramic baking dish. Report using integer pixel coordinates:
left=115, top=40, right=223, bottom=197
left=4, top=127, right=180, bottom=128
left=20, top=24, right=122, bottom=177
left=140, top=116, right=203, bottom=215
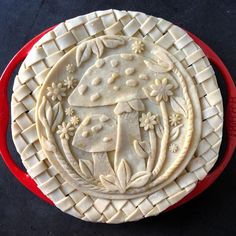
left=0, top=25, right=235, bottom=210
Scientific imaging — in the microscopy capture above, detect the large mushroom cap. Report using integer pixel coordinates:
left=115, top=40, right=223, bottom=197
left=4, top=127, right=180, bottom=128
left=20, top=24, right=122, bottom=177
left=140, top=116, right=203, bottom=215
left=72, top=114, right=116, bottom=152
left=68, top=54, right=157, bottom=107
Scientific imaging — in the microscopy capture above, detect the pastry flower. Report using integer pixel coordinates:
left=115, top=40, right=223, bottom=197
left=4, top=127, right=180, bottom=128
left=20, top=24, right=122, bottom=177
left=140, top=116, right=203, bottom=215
left=150, top=78, right=173, bottom=102
left=169, top=113, right=182, bottom=126
left=131, top=40, right=145, bottom=54
left=65, top=107, right=74, bottom=116
left=70, top=116, right=80, bottom=126
left=57, top=122, right=75, bottom=140
left=139, top=112, right=158, bottom=131
left=64, top=76, right=78, bottom=89
left=169, top=143, right=178, bottom=153
left=66, top=64, right=76, bottom=73
left=47, top=82, right=66, bottom=101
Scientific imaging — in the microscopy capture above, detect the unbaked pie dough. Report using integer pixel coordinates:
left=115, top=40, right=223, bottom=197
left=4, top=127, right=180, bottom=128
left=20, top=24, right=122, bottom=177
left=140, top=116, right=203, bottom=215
left=11, top=10, right=223, bottom=223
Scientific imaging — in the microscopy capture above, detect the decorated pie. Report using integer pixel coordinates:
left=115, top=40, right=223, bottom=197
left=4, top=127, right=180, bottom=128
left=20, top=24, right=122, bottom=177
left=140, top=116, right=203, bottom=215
left=11, top=10, right=223, bottom=223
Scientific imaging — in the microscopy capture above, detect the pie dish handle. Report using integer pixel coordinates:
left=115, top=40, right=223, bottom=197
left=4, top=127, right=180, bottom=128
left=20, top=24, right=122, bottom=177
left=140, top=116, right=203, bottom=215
left=167, top=32, right=236, bottom=211
left=0, top=27, right=235, bottom=209
left=0, top=27, right=55, bottom=205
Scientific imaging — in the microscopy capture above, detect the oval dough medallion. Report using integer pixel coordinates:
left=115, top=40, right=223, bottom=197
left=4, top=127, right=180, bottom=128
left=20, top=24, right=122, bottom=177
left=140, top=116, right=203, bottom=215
left=11, top=10, right=223, bottom=223
left=36, top=36, right=201, bottom=199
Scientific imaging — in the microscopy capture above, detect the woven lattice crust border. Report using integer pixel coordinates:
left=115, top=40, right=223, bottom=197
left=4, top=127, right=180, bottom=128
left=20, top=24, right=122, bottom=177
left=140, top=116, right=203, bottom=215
left=11, top=10, right=223, bottom=223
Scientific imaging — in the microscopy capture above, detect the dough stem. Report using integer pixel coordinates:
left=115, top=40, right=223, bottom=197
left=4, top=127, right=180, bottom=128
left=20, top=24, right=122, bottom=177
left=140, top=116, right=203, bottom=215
left=146, top=129, right=157, bottom=172
left=153, top=101, right=169, bottom=175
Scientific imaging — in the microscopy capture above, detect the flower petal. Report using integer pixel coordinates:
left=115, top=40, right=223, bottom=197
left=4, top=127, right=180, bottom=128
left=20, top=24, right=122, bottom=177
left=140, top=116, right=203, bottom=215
left=150, top=90, right=158, bottom=97
left=162, top=78, right=167, bottom=85
left=163, top=94, right=168, bottom=102
left=166, top=90, right=173, bottom=96
left=150, top=84, right=157, bottom=90
left=156, top=94, right=162, bottom=102
left=166, top=84, right=173, bottom=90
left=155, top=79, right=160, bottom=85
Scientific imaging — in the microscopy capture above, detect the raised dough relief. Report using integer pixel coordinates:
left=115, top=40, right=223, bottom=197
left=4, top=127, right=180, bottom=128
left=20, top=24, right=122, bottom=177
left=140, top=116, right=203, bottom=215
left=36, top=35, right=199, bottom=199
left=10, top=10, right=224, bottom=223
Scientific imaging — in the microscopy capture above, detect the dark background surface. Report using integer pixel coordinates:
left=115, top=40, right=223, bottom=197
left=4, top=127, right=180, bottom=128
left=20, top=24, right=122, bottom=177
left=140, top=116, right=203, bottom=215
left=0, top=0, right=236, bottom=235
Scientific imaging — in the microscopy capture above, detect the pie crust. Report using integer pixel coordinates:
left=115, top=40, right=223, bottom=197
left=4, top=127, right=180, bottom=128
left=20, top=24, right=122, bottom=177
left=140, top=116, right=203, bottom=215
left=11, top=10, right=223, bottom=223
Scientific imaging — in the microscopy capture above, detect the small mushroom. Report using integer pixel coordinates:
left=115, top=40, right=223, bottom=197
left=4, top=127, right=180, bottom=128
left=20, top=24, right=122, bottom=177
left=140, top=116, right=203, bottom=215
left=72, top=114, right=116, bottom=177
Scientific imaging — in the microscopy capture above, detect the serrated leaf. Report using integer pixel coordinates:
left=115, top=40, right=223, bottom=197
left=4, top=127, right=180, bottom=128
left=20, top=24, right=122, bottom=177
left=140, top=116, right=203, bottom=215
left=45, top=100, right=53, bottom=126
left=170, top=96, right=187, bottom=118
left=51, top=103, right=64, bottom=132
left=127, top=171, right=151, bottom=189
left=91, top=38, right=104, bottom=58
left=102, top=36, right=125, bottom=48
left=117, top=159, right=131, bottom=192
left=169, top=124, right=183, bottom=142
left=76, top=42, right=92, bottom=66
left=79, top=160, right=93, bottom=178
left=100, top=175, right=119, bottom=191
left=41, top=136, right=56, bottom=152
left=155, top=124, right=164, bottom=139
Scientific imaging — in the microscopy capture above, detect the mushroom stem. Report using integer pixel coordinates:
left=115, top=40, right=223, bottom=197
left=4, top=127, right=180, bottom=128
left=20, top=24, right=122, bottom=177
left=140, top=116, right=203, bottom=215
left=146, top=129, right=157, bottom=172
left=114, top=106, right=145, bottom=173
left=92, top=152, right=114, bottom=178
left=153, top=101, right=169, bottom=175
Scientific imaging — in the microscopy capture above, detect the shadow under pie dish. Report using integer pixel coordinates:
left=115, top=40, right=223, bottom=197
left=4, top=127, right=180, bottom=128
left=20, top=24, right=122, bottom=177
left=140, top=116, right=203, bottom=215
left=4, top=9, right=232, bottom=223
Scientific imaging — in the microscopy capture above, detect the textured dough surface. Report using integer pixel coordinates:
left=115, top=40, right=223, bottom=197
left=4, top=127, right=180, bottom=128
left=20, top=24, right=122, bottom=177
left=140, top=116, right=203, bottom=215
left=11, top=10, right=223, bottom=223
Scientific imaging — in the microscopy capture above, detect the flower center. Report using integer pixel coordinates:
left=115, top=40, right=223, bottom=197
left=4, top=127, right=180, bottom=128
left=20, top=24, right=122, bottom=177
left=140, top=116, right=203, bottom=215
left=62, top=127, right=67, bottom=133
left=54, top=88, right=59, bottom=94
left=159, top=86, right=165, bottom=93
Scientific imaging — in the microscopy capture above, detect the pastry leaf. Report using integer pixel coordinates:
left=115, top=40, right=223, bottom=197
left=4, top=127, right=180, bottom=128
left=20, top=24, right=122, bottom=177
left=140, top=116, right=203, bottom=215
left=76, top=42, right=92, bottom=66
left=91, top=38, right=104, bottom=58
left=170, top=96, right=188, bottom=118
left=45, top=100, right=53, bottom=126
left=51, top=102, right=64, bottom=132
left=169, top=124, right=183, bottom=142
left=100, top=175, right=119, bottom=192
left=133, top=140, right=148, bottom=158
left=155, top=124, right=164, bottom=139
left=117, top=159, right=131, bottom=192
left=102, top=35, right=125, bottom=48
left=41, top=136, right=56, bottom=152
left=127, top=171, right=151, bottom=189
left=79, top=160, right=93, bottom=178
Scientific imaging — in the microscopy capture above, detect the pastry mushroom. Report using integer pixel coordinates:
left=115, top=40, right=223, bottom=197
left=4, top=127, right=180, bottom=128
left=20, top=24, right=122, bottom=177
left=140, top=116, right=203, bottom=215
left=72, top=114, right=116, bottom=177
left=68, top=54, right=157, bottom=172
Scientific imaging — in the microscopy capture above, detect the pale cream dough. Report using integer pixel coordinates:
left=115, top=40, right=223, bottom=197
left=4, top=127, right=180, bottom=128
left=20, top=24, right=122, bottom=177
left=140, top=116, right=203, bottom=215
left=35, top=36, right=201, bottom=199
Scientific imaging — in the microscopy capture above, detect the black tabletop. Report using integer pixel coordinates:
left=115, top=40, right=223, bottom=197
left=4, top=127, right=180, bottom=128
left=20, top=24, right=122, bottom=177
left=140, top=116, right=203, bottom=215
left=0, top=1, right=236, bottom=235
